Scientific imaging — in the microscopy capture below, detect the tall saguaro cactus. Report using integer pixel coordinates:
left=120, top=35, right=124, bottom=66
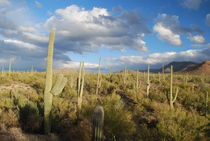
left=162, top=64, right=165, bottom=80
left=96, top=57, right=101, bottom=95
left=169, top=65, right=179, bottom=109
left=92, top=106, right=104, bottom=141
left=44, top=30, right=67, bottom=134
left=77, top=62, right=85, bottom=117
left=146, top=64, right=150, bottom=97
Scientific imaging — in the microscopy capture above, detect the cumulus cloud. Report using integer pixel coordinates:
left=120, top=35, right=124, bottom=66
left=153, top=13, right=203, bottom=46
left=206, top=14, right=210, bottom=26
left=187, top=34, right=205, bottom=43
left=44, top=5, right=150, bottom=53
left=182, top=0, right=202, bottom=10
left=153, top=23, right=182, bottom=46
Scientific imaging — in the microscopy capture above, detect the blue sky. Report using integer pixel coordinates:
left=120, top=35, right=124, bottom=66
left=0, top=0, right=210, bottom=71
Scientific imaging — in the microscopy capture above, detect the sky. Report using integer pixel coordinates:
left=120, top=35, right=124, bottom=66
left=0, top=0, right=210, bottom=72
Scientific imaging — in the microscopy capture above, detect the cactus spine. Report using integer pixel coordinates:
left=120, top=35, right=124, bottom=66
left=169, top=65, right=179, bottom=109
left=96, top=57, right=101, bottom=95
left=92, top=106, right=104, bottom=141
left=44, top=30, right=67, bottom=134
left=146, top=64, right=150, bottom=97
left=77, top=62, right=85, bottom=117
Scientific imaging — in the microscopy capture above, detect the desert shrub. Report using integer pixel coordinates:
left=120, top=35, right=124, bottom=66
left=102, top=94, right=136, bottom=140
left=154, top=105, right=208, bottom=141
left=0, top=109, right=19, bottom=127
left=51, top=97, right=76, bottom=133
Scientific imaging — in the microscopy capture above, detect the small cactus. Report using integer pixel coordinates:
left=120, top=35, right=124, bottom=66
left=92, top=106, right=104, bottom=141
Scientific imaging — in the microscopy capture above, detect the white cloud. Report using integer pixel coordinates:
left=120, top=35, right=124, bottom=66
left=188, top=34, right=205, bottom=43
left=44, top=5, right=150, bottom=53
left=0, top=0, right=10, bottom=6
left=206, top=14, right=210, bottom=26
left=153, top=23, right=182, bottom=46
left=3, top=39, right=39, bottom=49
left=182, top=0, right=202, bottom=10
left=153, top=13, right=203, bottom=46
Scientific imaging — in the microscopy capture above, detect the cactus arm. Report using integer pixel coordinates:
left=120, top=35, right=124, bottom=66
left=51, top=74, right=67, bottom=96
left=172, top=87, right=179, bottom=103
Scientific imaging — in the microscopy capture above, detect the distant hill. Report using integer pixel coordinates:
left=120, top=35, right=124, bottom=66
left=163, top=61, right=199, bottom=73
left=181, top=61, right=210, bottom=75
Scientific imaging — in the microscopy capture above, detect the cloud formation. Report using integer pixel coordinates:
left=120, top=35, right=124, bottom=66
left=153, top=13, right=203, bottom=46
left=187, top=34, right=205, bottom=43
left=0, top=4, right=151, bottom=70
left=44, top=5, right=150, bottom=53
left=182, top=0, right=202, bottom=10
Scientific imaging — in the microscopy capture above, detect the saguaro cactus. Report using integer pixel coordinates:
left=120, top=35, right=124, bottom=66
left=146, top=64, right=150, bottom=97
left=44, top=30, right=67, bottom=133
left=77, top=62, right=85, bottom=117
left=96, top=57, right=101, bottom=95
left=169, top=65, right=179, bottom=108
left=92, top=106, right=104, bottom=141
